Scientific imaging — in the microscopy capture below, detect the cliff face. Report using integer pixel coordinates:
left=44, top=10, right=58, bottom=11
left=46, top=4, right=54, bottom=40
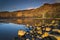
left=0, top=3, right=60, bottom=18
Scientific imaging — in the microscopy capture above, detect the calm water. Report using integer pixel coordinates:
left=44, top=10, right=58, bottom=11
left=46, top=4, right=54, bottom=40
left=0, top=23, right=29, bottom=40
left=0, top=19, right=60, bottom=40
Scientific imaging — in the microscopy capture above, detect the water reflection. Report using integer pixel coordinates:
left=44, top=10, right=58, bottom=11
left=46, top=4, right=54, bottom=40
left=0, top=19, right=60, bottom=26
left=0, top=23, right=29, bottom=40
left=0, top=19, right=43, bottom=26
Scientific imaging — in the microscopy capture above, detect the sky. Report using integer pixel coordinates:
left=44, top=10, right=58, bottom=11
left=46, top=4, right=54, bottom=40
left=0, top=0, right=60, bottom=12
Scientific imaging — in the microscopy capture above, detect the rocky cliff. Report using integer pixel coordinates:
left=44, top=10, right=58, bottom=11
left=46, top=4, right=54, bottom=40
left=0, top=3, right=60, bottom=18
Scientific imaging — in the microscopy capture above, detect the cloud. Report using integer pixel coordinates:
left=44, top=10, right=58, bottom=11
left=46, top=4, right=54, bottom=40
left=26, top=7, right=37, bottom=10
left=27, top=7, right=34, bottom=9
left=55, top=0, right=60, bottom=3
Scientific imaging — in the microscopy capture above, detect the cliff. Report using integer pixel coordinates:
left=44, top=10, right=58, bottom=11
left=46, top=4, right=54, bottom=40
left=0, top=3, right=60, bottom=18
